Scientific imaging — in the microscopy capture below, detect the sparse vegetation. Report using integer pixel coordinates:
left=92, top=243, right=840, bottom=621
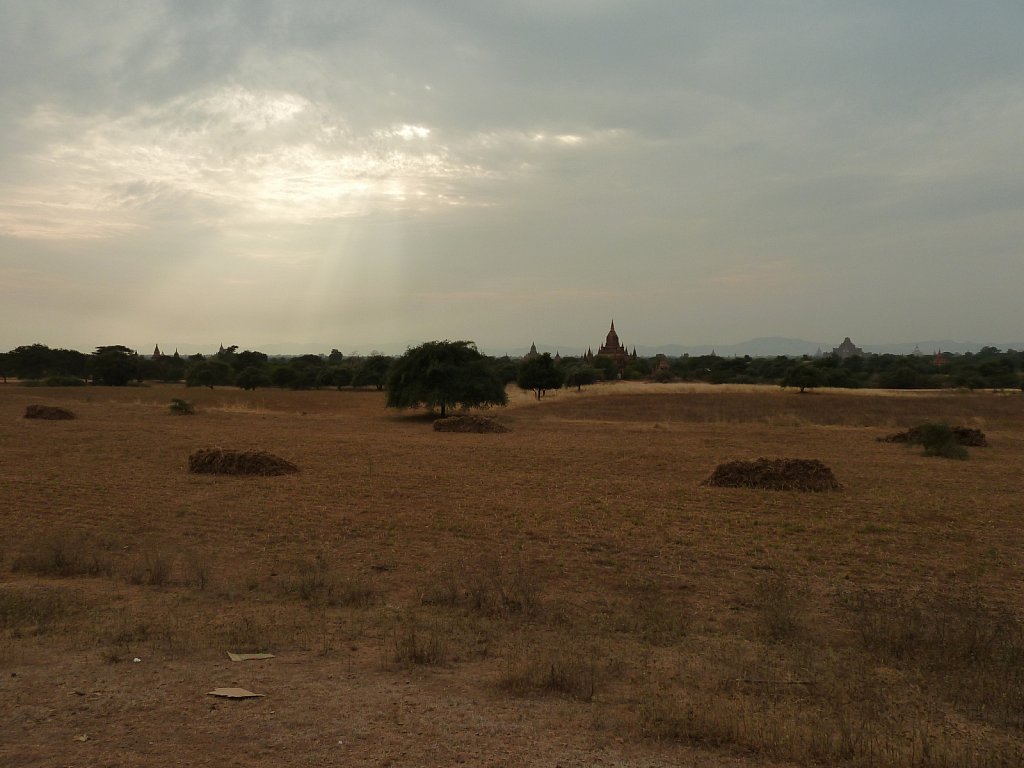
left=168, top=397, right=195, bottom=415
left=2, top=382, right=1023, bottom=766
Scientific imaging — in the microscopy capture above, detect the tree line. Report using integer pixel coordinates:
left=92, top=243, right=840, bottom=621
left=2, top=341, right=1022, bottom=393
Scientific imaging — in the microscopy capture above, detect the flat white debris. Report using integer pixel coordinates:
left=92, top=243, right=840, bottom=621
left=227, top=652, right=275, bottom=662
left=207, top=687, right=264, bottom=699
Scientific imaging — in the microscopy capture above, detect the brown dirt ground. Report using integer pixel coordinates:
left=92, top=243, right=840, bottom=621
left=2, top=381, right=1023, bottom=766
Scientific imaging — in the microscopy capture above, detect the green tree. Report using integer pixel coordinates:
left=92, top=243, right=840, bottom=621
left=236, top=366, right=271, bottom=390
left=92, top=345, right=138, bottom=386
left=781, top=363, right=825, bottom=393
left=352, top=354, right=392, bottom=390
left=564, top=365, right=598, bottom=392
left=590, top=355, right=618, bottom=380
left=9, top=343, right=57, bottom=379
left=232, top=350, right=268, bottom=372
left=386, top=340, right=507, bottom=417
left=186, top=359, right=234, bottom=389
left=517, top=353, right=563, bottom=399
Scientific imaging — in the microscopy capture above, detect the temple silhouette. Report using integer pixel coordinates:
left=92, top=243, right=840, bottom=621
left=584, top=320, right=637, bottom=374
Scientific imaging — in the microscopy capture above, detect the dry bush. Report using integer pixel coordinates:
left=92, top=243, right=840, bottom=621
left=126, top=551, right=176, bottom=587
left=499, top=643, right=601, bottom=702
left=188, top=448, right=299, bottom=476
left=24, top=404, right=75, bottom=420
left=703, top=458, right=842, bottom=492
left=389, top=615, right=448, bottom=666
left=754, top=573, right=808, bottom=642
left=11, top=534, right=113, bottom=578
left=168, top=398, right=195, bottom=415
left=0, top=585, right=72, bottom=635
left=464, top=558, right=541, bottom=618
left=433, top=414, right=509, bottom=433
left=282, top=553, right=376, bottom=607
left=421, top=557, right=540, bottom=618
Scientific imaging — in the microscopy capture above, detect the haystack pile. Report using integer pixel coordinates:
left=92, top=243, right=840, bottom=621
left=24, top=404, right=75, bottom=420
left=188, top=448, right=299, bottom=476
left=878, top=426, right=987, bottom=447
left=433, top=415, right=509, bottom=433
left=703, top=458, right=842, bottom=492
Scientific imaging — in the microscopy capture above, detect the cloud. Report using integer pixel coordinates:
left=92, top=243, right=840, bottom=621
left=2, top=2, right=1024, bottom=349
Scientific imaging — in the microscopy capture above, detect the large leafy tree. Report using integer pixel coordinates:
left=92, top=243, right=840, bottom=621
left=564, top=365, right=599, bottom=392
left=780, top=363, right=825, bottom=393
left=517, top=353, right=563, bottom=399
left=386, top=340, right=507, bottom=417
left=92, top=345, right=138, bottom=386
left=352, top=354, right=392, bottom=390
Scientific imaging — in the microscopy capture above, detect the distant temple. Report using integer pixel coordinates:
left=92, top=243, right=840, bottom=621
left=832, top=337, right=864, bottom=359
left=584, top=320, right=637, bottom=374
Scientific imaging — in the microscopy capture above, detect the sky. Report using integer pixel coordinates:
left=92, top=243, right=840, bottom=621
left=2, top=1, right=1023, bottom=355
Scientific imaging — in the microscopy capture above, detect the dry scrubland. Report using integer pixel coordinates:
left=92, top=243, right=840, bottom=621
left=2, top=381, right=1024, bottom=767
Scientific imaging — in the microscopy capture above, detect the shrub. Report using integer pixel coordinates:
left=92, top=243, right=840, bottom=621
left=43, top=375, right=86, bottom=387
left=915, top=422, right=969, bottom=460
left=499, top=645, right=600, bottom=701
left=169, top=398, right=195, bottom=415
left=11, top=535, right=112, bottom=577
left=0, top=585, right=71, bottom=634
left=390, top=617, right=448, bottom=666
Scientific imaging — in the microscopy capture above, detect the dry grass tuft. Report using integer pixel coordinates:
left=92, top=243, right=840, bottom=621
left=188, top=448, right=298, bottom=476
left=0, top=585, right=73, bottom=635
left=499, top=644, right=601, bottom=701
left=11, top=534, right=114, bottom=578
left=24, top=404, right=75, bottom=420
left=433, top=414, right=509, bottom=433
left=389, top=615, right=449, bottom=667
left=703, top=458, right=842, bottom=492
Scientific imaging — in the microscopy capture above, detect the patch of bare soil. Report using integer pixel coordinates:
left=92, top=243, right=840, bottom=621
left=24, top=404, right=75, bottom=420
left=433, top=414, right=509, bottom=433
left=878, top=425, right=988, bottom=446
left=703, top=457, right=842, bottom=492
left=188, top=448, right=299, bottom=475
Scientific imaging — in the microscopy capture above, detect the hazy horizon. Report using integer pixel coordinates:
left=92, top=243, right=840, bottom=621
left=3, top=2, right=1022, bottom=351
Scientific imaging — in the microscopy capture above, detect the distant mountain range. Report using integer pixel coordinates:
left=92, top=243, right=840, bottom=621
left=249, top=336, right=1024, bottom=359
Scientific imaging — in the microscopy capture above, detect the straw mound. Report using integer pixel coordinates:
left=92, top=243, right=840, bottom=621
left=24, top=404, right=75, bottom=420
left=433, top=415, right=509, bottom=433
left=878, top=426, right=987, bottom=447
left=704, top=458, right=842, bottom=492
left=188, top=448, right=299, bottom=476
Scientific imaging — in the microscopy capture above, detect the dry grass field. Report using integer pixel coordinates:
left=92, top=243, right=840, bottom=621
left=2, top=381, right=1023, bottom=767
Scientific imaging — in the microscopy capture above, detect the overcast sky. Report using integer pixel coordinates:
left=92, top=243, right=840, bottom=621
left=2, top=1, right=1022, bottom=354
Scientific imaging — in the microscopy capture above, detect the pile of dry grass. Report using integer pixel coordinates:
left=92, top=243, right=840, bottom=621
left=703, top=458, right=842, bottom=492
left=24, top=404, right=75, bottom=420
left=878, top=425, right=988, bottom=447
left=433, top=415, right=509, bottom=433
left=188, top=448, right=299, bottom=476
